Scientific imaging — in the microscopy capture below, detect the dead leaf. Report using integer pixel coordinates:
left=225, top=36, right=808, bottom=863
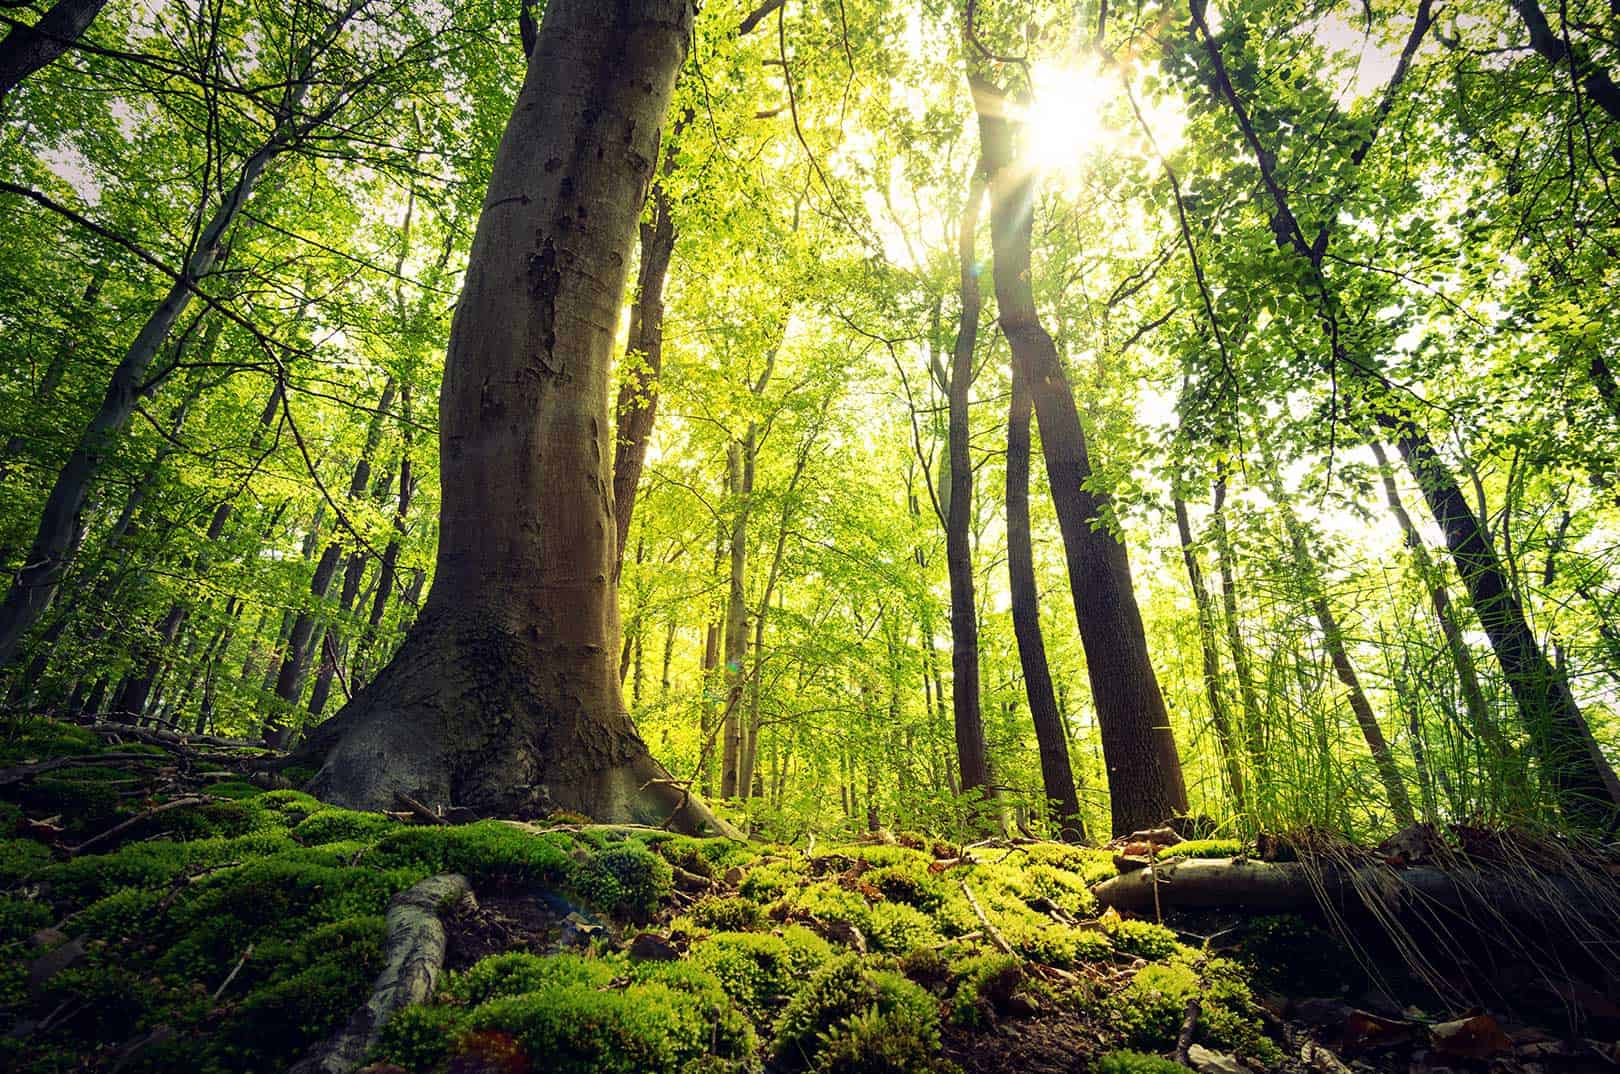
left=1430, top=1013, right=1513, bottom=1059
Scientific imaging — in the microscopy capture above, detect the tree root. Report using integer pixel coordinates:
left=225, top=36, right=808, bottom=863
left=288, top=873, right=472, bottom=1074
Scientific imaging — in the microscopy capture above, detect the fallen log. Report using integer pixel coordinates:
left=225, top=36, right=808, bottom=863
left=1090, top=856, right=1616, bottom=931
left=288, top=873, right=472, bottom=1074
left=86, top=723, right=266, bottom=751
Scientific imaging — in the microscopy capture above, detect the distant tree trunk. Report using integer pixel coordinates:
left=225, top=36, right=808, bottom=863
left=295, top=0, right=722, bottom=831
left=1211, top=471, right=1266, bottom=783
left=0, top=0, right=111, bottom=107
left=356, top=386, right=415, bottom=688
left=612, top=187, right=675, bottom=580
left=0, top=3, right=358, bottom=669
left=1006, top=365, right=1083, bottom=840
left=945, top=167, right=991, bottom=796
left=0, top=262, right=105, bottom=488
left=1367, top=440, right=1511, bottom=761
left=267, top=378, right=396, bottom=745
left=1173, top=491, right=1248, bottom=817
left=1258, top=440, right=1414, bottom=826
left=969, top=68, right=1187, bottom=835
left=720, top=439, right=752, bottom=798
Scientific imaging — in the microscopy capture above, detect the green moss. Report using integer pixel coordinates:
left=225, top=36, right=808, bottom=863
left=689, top=929, right=822, bottom=1015
left=206, top=779, right=263, bottom=800
left=370, top=1002, right=466, bottom=1071
left=1156, top=838, right=1242, bottom=861
left=0, top=836, right=51, bottom=883
left=1107, top=956, right=1277, bottom=1064
left=460, top=978, right=751, bottom=1074
left=655, top=834, right=758, bottom=878
left=1094, top=1051, right=1189, bottom=1074
left=366, top=820, right=575, bottom=888
left=740, top=859, right=806, bottom=903
left=812, top=1005, right=961, bottom=1073
left=292, top=807, right=397, bottom=845
left=0, top=716, right=98, bottom=761
left=690, top=895, right=765, bottom=931
left=21, top=773, right=120, bottom=831
left=575, top=841, right=674, bottom=920
left=865, top=901, right=939, bottom=955
left=948, top=953, right=1022, bottom=1027
left=0, top=895, right=50, bottom=944
left=442, top=951, right=618, bottom=1007
left=76, top=886, right=164, bottom=941
left=1099, top=917, right=1185, bottom=961
left=625, top=959, right=756, bottom=1056
left=772, top=953, right=941, bottom=1070
left=154, top=797, right=277, bottom=840
left=256, top=789, right=324, bottom=823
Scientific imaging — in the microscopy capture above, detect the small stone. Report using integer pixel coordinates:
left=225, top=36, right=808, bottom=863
left=626, top=933, right=679, bottom=961
left=29, top=927, right=67, bottom=951
left=27, top=936, right=85, bottom=994
left=1187, top=1044, right=1248, bottom=1074
left=723, top=866, right=745, bottom=886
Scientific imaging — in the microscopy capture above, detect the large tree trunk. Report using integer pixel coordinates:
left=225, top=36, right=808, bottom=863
left=1006, top=364, right=1083, bottom=840
left=0, top=0, right=111, bottom=107
left=296, top=0, right=722, bottom=832
left=968, top=71, right=1187, bottom=835
left=946, top=169, right=990, bottom=796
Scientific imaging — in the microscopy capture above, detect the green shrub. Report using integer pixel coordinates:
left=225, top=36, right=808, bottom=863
left=442, top=951, right=617, bottom=1006
left=576, top=842, right=674, bottom=920
left=773, top=954, right=940, bottom=1070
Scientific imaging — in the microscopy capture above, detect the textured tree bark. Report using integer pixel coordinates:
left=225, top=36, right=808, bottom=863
left=0, top=0, right=111, bottom=107
left=611, top=187, right=675, bottom=581
left=1173, top=492, right=1248, bottom=817
left=945, top=169, right=991, bottom=796
left=720, top=438, right=751, bottom=798
left=969, top=70, right=1187, bottom=835
left=296, top=0, right=722, bottom=832
left=1007, top=365, right=1083, bottom=840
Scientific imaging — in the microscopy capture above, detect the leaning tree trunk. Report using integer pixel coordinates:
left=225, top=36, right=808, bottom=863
left=969, top=69, right=1187, bottom=835
left=1007, top=364, right=1084, bottom=840
left=297, top=0, right=722, bottom=832
left=945, top=167, right=991, bottom=796
left=0, top=0, right=111, bottom=107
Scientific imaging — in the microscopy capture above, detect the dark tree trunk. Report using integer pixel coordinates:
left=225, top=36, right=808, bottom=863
left=1511, top=0, right=1620, bottom=122
left=945, top=168, right=991, bottom=797
left=969, top=71, right=1187, bottom=835
left=611, top=187, right=676, bottom=580
left=1006, top=365, right=1084, bottom=840
left=720, top=438, right=752, bottom=798
left=0, top=0, right=111, bottom=106
left=1385, top=418, right=1620, bottom=826
left=296, top=0, right=723, bottom=832
left=1211, top=473, right=1266, bottom=783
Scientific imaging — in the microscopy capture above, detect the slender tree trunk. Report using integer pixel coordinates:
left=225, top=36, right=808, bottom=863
left=969, top=69, right=1187, bottom=835
left=1210, top=472, right=1266, bottom=783
left=612, top=187, right=676, bottom=580
left=720, top=439, right=751, bottom=798
left=1173, top=493, right=1248, bottom=817
left=945, top=168, right=991, bottom=796
left=1006, top=365, right=1083, bottom=840
left=0, top=262, right=105, bottom=488
left=0, top=4, right=355, bottom=668
left=0, top=0, right=111, bottom=107
left=295, top=0, right=721, bottom=831
left=1258, top=440, right=1414, bottom=825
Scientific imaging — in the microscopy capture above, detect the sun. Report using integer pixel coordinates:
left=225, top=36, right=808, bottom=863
left=1020, top=60, right=1118, bottom=172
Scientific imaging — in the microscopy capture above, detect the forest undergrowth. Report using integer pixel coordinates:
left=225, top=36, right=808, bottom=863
left=2, top=716, right=1617, bottom=1074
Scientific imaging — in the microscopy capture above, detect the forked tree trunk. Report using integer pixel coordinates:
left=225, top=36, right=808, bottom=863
left=1007, top=365, right=1083, bottom=840
left=297, top=0, right=721, bottom=831
left=969, top=70, right=1187, bottom=835
left=945, top=168, right=991, bottom=795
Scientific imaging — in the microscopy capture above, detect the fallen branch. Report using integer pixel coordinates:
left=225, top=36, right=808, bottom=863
left=288, top=873, right=472, bottom=1074
left=0, top=752, right=167, bottom=786
left=87, top=723, right=264, bottom=751
left=392, top=791, right=448, bottom=826
left=958, top=880, right=1014, bottom=955
left=1175, top=995, right=1201, bottom=1064
left=68, top=796, right=217, bottom=856
left=211, top=944, right=254, bottom=1000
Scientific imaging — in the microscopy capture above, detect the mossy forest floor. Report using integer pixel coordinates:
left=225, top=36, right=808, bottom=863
left=2, top=717, right=1616, bottom=1074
